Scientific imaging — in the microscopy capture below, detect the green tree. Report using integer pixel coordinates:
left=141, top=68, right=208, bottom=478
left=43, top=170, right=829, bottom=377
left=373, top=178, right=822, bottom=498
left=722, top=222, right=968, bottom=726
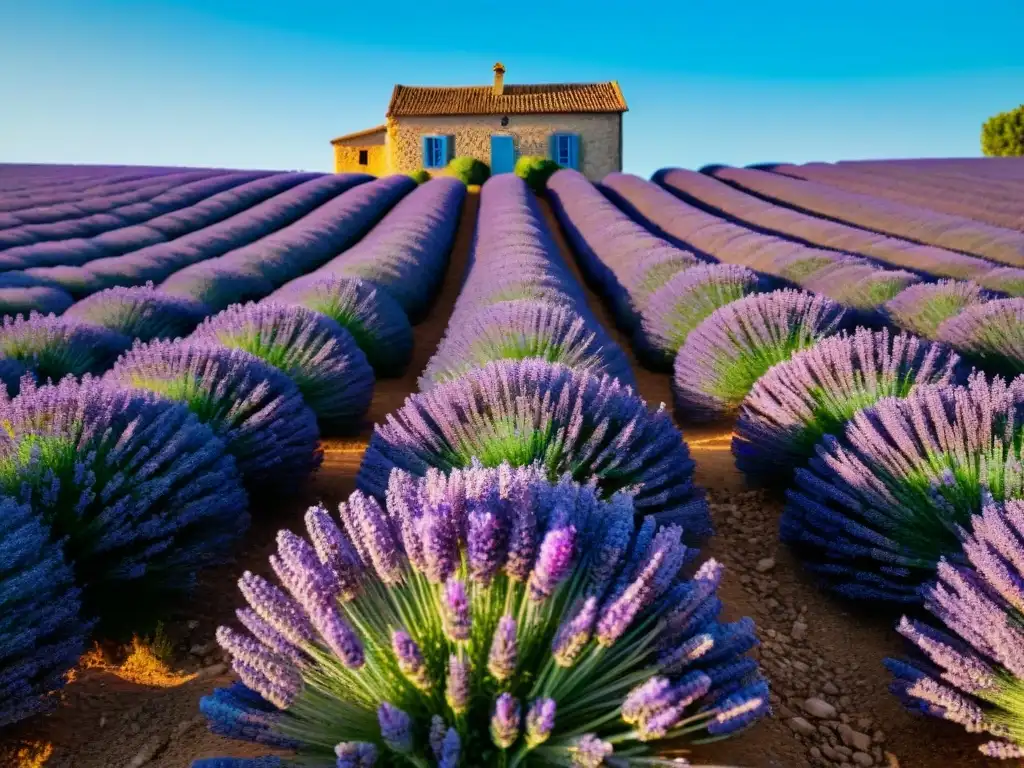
left=447, top=157, right=490, bottom=185
left=514, top=155, right=561, bottom=193
left=981, top=104, right=1024, bottom=157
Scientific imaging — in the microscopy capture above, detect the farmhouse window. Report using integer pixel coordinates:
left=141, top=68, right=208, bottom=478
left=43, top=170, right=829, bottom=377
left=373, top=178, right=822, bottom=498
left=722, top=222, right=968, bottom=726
left=422, top=135, right=451, bottom=169
left=550, top=133, right=580, bottom=170
left=358, top=150, right=368, bottom=165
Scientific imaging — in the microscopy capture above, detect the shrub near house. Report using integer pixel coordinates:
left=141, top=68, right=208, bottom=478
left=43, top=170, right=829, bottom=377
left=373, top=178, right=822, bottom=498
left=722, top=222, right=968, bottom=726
left=331, top=63, right=627, bottom=180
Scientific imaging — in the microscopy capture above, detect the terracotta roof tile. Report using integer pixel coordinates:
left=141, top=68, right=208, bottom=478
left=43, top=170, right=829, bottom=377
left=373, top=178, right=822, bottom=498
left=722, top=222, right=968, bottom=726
left=330, top=124, right=387, bottom=144
left=386, top=82, right=627, bottom=117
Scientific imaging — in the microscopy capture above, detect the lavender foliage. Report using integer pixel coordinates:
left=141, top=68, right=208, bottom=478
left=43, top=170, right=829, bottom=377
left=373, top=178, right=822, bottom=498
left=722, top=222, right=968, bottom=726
left=0, top=376, right=249, bottom=616
left=784, top=373, right=1024, bottom=601
left=420, top=299, right=634, bottom=391
left=0, top=312, right=131, bottom=387
left=885, top=281, right=991, bottom=340
left=637, top=263, right=761, bottom=369
left=269, top=275, right=413, bottom=378
left=886, top=495, right=1024, bottom=758
left=672, top=289, right=849, bottom=422
left=733, top=327, right=963, bottom=485
left=105, top=339, right=322, bottom=485
left=190, top=302, right=375, bottom=433
left=64, top=282, right=210, bottom=341
left=938, top=298, right=1024, bottom=377
left=0, top=498, right=92, bottom=727
left=359, top=358, right=710, bottom=534
left=199, top=464, right=767, bottom=766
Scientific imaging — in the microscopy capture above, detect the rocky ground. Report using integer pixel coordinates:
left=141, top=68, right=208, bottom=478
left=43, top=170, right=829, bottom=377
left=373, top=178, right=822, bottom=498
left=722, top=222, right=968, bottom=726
left=0, top=195, right=1003, bottom=768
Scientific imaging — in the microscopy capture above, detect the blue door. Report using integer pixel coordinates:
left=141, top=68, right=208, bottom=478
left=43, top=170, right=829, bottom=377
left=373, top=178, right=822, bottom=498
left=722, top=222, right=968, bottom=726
left=490, top=135, right=516, bottom=174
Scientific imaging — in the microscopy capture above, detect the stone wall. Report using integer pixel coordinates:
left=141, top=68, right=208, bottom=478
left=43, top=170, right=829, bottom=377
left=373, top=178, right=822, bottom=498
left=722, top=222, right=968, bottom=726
left=387, top=113, right=622, bottom=180
left=332, top=129, right=387, bottom=175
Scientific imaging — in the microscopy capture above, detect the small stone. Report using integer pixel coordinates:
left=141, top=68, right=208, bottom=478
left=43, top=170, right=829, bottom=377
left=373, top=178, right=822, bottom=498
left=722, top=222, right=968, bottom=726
left=872, top=731, right=886, bottom=744
left=756, top=557, right=776, bottom=572
left=835, top=745, right=853, bottom=758
left=803, top=697, right=837, bottom=719
left=197, top=662, right=227, bottom=679
left=822, top=681, right=840, bottom=696
left=838, top=726, right=873, bottom=752
left=822, top=745, right=841, bottom=761
left=788, top=717, right=817, bottom=737
left=792, top=660, right=810, bottom=673
left=809, top=747, right=822, bottom=759
left=126, top=733, right=169, bottom=767
left=792, top=621, right=808, bottom=641
left=852, top=753, right=874, bottom=767
left=189, top=643, right=212, bottom=657
left=778, top=705, right=797, bottom=719
left=857, top=718, right=873, bottom=731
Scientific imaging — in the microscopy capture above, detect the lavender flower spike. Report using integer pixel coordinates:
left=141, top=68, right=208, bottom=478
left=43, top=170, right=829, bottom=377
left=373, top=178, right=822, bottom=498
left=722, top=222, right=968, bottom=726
left=392, top=630, right=431, bottom=690
left=445, top=654, right=471, bottom=714
left=525, top=697, right=556, bottom=747
left=570, top=734, right=614, bottom=767
left=334, top=741, right=378, bottom=768
left=490, top=693, right=521, bottom=749
left=378, top=702, right=414, bottom=754
left=487, top=615, right=518, bottom=682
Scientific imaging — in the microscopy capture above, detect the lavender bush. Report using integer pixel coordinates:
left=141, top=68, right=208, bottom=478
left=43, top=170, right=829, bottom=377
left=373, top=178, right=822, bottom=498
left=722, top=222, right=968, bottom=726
left=637, top=264, right=760, bottom=370
left=63, top=282, right=210, bottom=341
left=976, top=267, right=1024, bottom=298
left=197, top=464, right=767, bottom=767
left=0, top=286, right=75, bottom=319
left=420, top=299, right=635, bottom=391
left=0, top=376, right=248, bottom=616
left=938, top=298, right=1024, bottom=376
left=270, top=276, right=413, bottom=377
left=359, top=358, right=710, bottom=535
left=732, top=327, right=963, bottom=485
left=672, top=290, right=849, bottom=422
left=105, top=340, right=322, bottom=485
left=191, top=302, right=375, bottom=433
left=0, top=312, right=131, bottom=388
left=784, top=373, right=1024, bottom=601
left=886, top=495, right=1024, bottom=759
left=0, top=498, right=92, bottom=727
left=885, top=281, right=991, bottom=340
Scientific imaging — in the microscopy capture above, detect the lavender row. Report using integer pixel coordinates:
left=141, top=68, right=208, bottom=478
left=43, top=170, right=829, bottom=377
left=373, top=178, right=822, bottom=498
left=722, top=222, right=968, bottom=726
left=601, top=172, right=922, bottom=319
left=420, top=174, right=633, bottom=389
left=655, top=167, right=1024, bottom=289
left=772, top=162, right=1024, bottom=231
left=0, top=167, right=231, bottom=214
left=710, top=166, right=1024, bottom=268
left=158, top=175, right=415, bottom=314
left=0, top=171, right=310, bottom=251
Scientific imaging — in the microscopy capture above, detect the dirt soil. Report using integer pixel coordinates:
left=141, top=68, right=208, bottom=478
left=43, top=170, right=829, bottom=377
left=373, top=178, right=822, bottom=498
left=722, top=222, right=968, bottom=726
left=0, top=194, right=1001, bottom=768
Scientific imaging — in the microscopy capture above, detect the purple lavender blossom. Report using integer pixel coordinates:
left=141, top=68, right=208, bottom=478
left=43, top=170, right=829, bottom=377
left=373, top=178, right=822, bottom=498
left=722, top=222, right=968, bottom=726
left=784, top=372, right=1024, bottom=601
left=190, top=301, right=375, bottom=433
left=569, top=734, right=614, bottom=767
left=937, top=297, right=1024, bottom=376
left=421, top=298, right=635, bottom=391
left=0, top=498, right=92, bottom=727
left=490, top=693, right=521, bottom=748
left=886, top=495, right=1024, bottom=758
left=0, top=375, right=248, bottom=619
left=487, top=615, right=518, bottom=682
left=672, top=289, right=849, bottom=422
left=637, top=263, right=761, bottom=370
left=199, top=465, right=765, bottom=765
left=358, top=358, right=710, bottom=535
left=525, top=697, right=556, bottom=746
left=885, top=280, right=991, bottom=340
left=269, top=275, right=413, bottom=377
left=733, top=327, right=963, bottom=485
left=378, top=702, right=414, bottom=753
left=63, top=282, right=209, bottom=341
left=0, top=311, right=130, bottom=386
left=105, top=339, right=322, bottom=485
left=334, top=741, right=379, bottom=768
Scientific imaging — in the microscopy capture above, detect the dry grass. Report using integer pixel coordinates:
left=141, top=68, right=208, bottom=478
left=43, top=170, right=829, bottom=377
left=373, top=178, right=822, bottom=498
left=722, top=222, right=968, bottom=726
left=12, top=741, right=53, bottom=768
left=80, top=623, right=197, bottom=688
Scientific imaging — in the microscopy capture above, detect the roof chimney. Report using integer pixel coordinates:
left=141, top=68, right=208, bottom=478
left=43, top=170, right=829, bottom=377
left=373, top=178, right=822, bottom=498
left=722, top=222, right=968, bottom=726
left=492, top=62, right=506, bottom=96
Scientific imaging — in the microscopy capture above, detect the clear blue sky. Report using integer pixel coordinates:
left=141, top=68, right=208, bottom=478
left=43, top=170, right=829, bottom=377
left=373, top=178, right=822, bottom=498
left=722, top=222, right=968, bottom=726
left=3, top=0, right=1022, bottom=178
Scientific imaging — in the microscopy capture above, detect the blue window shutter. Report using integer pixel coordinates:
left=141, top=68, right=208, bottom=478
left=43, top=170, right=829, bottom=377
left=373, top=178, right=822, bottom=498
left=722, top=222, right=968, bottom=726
left=549, top=133, right=558, bottom=163
left=422, top=136, right=431, bottom=167
left=438, top=136, right=448, bottom=166
left=569, top=134, right=580, bottom=170
left=446, top=135, right=455, bottom=162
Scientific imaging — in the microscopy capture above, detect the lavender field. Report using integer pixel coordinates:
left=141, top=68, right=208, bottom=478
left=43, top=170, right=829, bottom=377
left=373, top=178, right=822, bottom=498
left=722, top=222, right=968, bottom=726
left=1, top=157, right=1024, bottom=768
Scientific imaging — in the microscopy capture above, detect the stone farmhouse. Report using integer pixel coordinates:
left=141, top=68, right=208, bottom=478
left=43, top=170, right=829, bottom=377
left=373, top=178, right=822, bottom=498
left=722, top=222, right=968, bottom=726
left=330, top=64, right=628, bottom=180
